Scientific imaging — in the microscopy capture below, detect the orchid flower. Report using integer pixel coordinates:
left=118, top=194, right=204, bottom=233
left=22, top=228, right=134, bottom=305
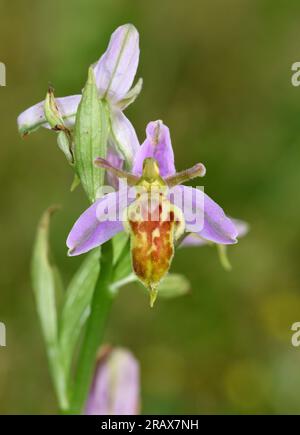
left=67, top=120, right=238, bottom=306
left=86, top=347, right=140, bottom=415
left=17, top=24, right=141, bottom=165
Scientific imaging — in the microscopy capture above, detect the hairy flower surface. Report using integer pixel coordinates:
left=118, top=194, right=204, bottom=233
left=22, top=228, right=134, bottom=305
left=17, top=24, right=141, bottom=165
left=67, top=120, right=238, bottom=305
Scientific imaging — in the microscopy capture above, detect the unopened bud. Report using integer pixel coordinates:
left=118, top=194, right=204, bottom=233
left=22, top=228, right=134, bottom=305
left=44, top=87, right=74, bottom=164
left=86, top=347, right=140, bottom=415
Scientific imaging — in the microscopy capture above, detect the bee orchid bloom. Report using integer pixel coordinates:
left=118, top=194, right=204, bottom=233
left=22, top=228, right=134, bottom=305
left=17, top=24, right=141, bottom=164
left=67, top=120, right=238, bottom=305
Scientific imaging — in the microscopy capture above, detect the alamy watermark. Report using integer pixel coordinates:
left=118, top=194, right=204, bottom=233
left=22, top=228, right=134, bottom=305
left=291, top=322, right=300, bottom=347
left=94, top=181, right=205, bottom=233
left=291, top=62, right=300, bottom=87
left=0, top=62, right=6, bottom=87
left=0, top=64, right=7, bottom=347
left=0, top=322, right=6, bottom=347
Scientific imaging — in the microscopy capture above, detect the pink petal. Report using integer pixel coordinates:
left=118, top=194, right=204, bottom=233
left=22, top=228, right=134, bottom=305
left=110, top=109, right=140, bottom=165
left=132, top=120, right=176, bottom=177
left=94, top=24, right=139, bottom=103
left=67, top=189, right=131, bottom=256
left=169, top=185, right=238, bottom=245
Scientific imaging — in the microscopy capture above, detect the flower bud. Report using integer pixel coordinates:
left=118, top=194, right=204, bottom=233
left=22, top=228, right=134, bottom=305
left=44, top=87, right=74, bottom=164
left=85, top=347, right=140, bottom=415
left=44, top=86, right=65, bottom=130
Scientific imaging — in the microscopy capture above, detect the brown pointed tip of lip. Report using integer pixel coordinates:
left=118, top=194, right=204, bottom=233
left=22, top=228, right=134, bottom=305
left=149, top=286, right=158, bottom=307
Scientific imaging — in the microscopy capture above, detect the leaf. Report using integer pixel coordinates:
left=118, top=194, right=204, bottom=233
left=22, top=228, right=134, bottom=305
left=31, top=207, right=68, bottom=409
left=74, top=67, right=109, bottom=202
left=59, top=249, right=100, bottom=375
left=32, top=207, right=59, bottom=346
left=112, top=232, right=129, bottom=261
left=114, top=252, right=132, bottom=283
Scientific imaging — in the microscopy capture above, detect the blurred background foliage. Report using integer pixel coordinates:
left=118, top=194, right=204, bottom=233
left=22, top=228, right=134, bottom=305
left=1, top=0, right=300, bottom=414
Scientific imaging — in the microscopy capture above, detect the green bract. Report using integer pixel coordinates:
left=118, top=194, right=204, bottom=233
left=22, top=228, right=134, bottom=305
left=74, top=68, right=109, bottom=202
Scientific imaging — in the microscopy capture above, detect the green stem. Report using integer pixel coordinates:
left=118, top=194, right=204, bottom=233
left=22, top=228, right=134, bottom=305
left=68, top=240, right=114, bottom=414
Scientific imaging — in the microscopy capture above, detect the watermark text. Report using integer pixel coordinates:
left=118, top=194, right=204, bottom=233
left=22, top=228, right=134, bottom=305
left=0, top=62, right=6, bottom=87
left=291, top=322, right=300, bottom=347
left=0, top=322, right=6, bottom=347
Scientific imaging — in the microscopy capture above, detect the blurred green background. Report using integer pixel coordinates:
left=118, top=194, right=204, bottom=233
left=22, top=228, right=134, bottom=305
left=1, top=0, right=300, bottom=414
